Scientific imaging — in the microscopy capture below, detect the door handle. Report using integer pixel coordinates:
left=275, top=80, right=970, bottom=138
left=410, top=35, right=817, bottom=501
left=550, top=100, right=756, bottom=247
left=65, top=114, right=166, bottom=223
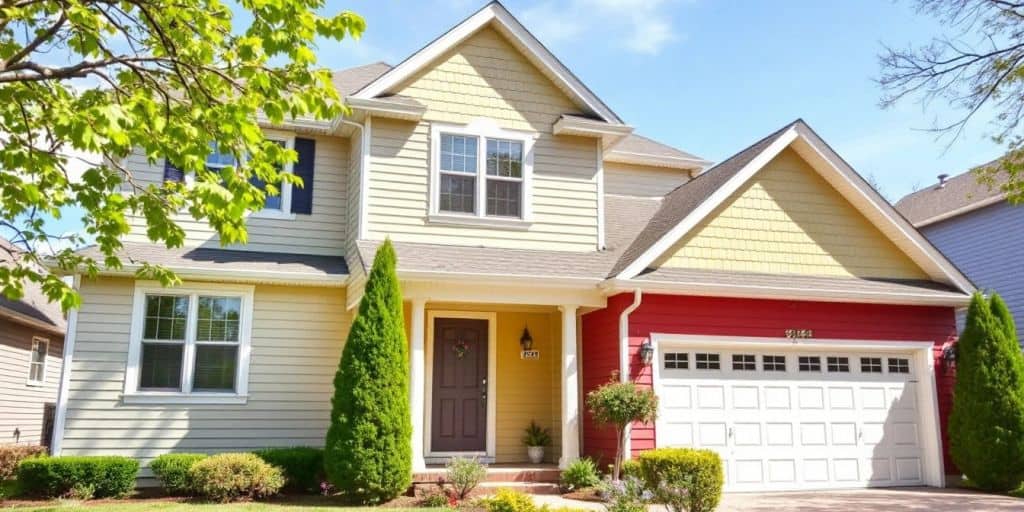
left=728, top=427, right=733, bottom=438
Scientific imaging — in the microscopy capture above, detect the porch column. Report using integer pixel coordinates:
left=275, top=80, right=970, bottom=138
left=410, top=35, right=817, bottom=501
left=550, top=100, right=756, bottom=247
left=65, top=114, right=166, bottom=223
left=559, top=304, right=580, bottom=468
left=410, top=298, right=427, bottom=471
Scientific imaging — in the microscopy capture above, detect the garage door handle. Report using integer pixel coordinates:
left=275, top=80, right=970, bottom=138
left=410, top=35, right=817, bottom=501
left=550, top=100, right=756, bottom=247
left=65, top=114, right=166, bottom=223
left=728, top=427, right=733, bottom=438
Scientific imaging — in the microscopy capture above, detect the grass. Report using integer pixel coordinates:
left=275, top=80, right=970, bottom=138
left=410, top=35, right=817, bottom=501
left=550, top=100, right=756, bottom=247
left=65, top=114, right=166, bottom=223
left=1, top=493, right=448, bottom=511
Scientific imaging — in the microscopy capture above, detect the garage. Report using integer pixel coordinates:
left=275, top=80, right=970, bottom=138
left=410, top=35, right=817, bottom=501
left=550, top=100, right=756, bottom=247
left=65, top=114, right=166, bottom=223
left=651, top=334, right=945, bottom=492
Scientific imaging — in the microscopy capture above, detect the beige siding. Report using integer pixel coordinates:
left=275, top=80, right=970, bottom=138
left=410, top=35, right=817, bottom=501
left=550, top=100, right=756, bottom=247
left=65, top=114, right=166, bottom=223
left=61, top=277, right=349, bottom=473
left=366, top=27, right=600, bottom=251
left=0, top=318, right=63, bottom=445
left=123, top=134, right=350, bottom=256
left=659, top=148, right=929, bottom=279
left=604, top=162, right=690, bottom=197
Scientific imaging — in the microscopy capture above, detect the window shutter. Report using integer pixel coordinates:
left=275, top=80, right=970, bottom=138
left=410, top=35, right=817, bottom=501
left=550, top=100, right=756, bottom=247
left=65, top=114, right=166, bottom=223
left=291, top=138, right=316, bottom=214
left=163, top=158, right=184, bottom=183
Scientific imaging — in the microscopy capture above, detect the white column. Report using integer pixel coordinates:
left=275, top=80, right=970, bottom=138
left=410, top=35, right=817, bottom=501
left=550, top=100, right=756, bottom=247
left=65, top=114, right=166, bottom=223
left=410, top=298, right=427, bottom=471
left=559, top=304, right=580, bottom=468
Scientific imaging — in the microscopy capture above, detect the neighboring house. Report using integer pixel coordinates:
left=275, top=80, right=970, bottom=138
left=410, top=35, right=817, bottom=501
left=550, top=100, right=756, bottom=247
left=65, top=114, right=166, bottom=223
left=52, top=2, right=974, bottom=493
left=896, top=169, right=1022, bottom=334
left=0, top=238, right=65, bottom=447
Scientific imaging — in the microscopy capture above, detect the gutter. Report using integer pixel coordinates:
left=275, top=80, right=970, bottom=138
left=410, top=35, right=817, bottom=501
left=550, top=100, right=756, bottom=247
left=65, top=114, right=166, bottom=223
left=618, top=288, right=642, bottom=461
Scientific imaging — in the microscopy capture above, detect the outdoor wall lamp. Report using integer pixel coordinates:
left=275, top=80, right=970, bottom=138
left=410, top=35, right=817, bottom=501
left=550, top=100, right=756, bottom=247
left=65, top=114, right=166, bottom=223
left=520, top=326, right=534, bottom=351
left=942, top=341, right=957, bottom=371
left=639, top=339, right=655, bottom=366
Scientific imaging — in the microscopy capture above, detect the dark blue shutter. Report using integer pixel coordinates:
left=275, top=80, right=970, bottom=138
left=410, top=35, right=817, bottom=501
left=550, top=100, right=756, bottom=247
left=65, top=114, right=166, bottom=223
left=163, top=158, right=184, bottom=183
left=291, top=137, right=316, bottom=215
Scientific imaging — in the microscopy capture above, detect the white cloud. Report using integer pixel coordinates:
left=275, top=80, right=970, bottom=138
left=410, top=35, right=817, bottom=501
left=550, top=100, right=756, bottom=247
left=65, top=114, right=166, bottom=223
left=521, top=0, right=682, bottom=55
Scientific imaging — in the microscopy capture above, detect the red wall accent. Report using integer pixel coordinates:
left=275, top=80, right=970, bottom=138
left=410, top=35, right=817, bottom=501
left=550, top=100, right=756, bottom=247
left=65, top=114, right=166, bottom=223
left=580, top=292, right=959, bottom=472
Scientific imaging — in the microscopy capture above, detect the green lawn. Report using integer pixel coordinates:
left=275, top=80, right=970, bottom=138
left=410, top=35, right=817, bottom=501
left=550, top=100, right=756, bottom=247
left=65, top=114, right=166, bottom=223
left=6, top=502, right=441, bottom=512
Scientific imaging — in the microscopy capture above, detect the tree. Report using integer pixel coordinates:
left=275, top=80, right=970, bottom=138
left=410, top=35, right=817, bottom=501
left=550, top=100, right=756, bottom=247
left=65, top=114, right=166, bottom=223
left=949, top=292, right=1024, bottom=491
left=586, top=379, right=658, bottom=481
left=0, top=0, right=365, bottom=311
left=324, top=239, right=411, bottom=504
left=877, top=0, right=1024, bottom=202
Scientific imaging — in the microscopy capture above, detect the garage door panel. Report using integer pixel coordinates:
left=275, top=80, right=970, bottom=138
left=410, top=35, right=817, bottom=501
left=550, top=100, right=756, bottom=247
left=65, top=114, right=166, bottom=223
left=831, top=423, right=858, bottom=445
left=802, top=459, right=830, bottom=482
left=697, top=386, right=725, bottom=409
left=797, top=387, right=825, bottom=409
left=895, top=457, right=922, bottom=482
left=699, top=422, right=728, bottom=446
left=764, top=386, right=791, bottom=409
left=828, top=387, right=855, bottom=409
left=767, top=459, right=797, bottom=483
left=868, top=458, right=892, bottom=482
left=733, top=423, right=762, bottom=446
left=833, top=459, right=861, bottom=482
left=765, top=423, right=794, bottom=446
left=799, top=423, right=827, bottom=445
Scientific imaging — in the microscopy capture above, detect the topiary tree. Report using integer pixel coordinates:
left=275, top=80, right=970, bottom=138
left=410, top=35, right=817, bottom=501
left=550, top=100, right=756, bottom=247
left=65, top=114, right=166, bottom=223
left=949, top=292, right=1024, bottom=491
left=325, top=239, right=411, bottom=503
left=586, top=379, right=658, bottom=481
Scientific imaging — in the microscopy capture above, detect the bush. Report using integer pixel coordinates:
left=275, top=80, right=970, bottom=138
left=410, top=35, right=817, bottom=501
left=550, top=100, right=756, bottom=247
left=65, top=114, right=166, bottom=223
left=325, top=239, right=412, bottom=504
left=188, top=453, right=284, bottom=502
left=561, top=458, right=600, bottom=491
left=637, top=448, right=722, bottom=512
left=420, top=489, right=451, bottom=508
left=16, top=456, right=139, bottom=499
left=598, top=476, right=648, bottom=512
left=0, top=444, right=46, bottom=480
left=620, top=459, right=641, bottom=480
left=479, top=488, right=537, bottom=512
left=949, top=292, right=1024, bottom=491
left=150, top=453, right=207, bottom=496
left=586, top=380, right=658, bottom=480
left=446, top=456, right=487, bottom=500
left=254, top=447, right=323, bottom=493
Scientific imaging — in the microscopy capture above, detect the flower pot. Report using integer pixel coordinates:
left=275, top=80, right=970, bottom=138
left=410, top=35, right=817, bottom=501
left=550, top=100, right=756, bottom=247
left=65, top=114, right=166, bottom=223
left=527, top=446, right=545, bottom=464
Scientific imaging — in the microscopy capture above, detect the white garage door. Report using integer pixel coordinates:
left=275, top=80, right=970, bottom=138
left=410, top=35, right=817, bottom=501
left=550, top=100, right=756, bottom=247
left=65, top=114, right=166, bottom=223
left=654, top=342, right=934, bottom=491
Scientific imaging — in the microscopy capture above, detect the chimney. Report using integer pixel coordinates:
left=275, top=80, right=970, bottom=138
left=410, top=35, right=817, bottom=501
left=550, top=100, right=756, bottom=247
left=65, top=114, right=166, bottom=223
left=937, top=173, right=950, bottom=188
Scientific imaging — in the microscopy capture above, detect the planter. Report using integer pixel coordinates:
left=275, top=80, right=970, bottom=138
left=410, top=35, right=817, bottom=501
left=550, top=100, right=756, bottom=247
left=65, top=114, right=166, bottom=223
left=526, top=446, right=545, bottom=464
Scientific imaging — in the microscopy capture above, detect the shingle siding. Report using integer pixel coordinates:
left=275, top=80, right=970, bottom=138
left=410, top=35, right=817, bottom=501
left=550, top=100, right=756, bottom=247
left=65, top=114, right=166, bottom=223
left=919, top=201, right=1024, bottom=336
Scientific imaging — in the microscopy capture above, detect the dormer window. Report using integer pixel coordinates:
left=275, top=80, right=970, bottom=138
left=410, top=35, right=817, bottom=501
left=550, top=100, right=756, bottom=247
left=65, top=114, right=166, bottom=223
left=430, top=121, right=534, bottom=227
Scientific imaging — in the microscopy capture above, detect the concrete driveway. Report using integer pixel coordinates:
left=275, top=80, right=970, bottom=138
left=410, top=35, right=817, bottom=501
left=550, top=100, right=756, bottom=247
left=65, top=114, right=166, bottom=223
left=718, top=487, right=1022, bottom=511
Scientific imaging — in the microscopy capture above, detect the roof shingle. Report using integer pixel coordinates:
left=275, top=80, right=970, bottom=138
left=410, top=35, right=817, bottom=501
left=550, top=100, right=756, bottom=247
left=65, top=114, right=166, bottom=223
left=895, top=163, right=1007, bottom=226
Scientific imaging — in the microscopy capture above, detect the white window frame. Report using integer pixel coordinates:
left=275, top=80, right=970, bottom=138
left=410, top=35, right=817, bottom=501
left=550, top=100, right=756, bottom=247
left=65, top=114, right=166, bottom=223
left=428, top=120, right=536, bottom=229
left=26, top=336, right=48, bottom=386
left=196, top=131, right=297, bottom=220
left=123, top=281, right=254, bottom=404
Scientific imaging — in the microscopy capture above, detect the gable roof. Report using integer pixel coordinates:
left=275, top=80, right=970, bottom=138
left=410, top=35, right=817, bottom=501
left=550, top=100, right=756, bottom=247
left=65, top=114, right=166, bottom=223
left=0, top=237, right=66, bottom=335
left=895, top=163, right=1008, bottom=227
left=332, top=62, right=392, bottom=96
left=609, top=119, right=975, bottom=294
left=349, top=1, right=623, bottom=124
left=606, top=133, right=712, bottom=170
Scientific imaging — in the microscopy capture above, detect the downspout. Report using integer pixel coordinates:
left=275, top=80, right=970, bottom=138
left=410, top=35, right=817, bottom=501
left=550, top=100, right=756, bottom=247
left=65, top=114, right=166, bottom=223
left=618, top=288, right=642, bottom=461
left=338, top=117, right=365, bottom=240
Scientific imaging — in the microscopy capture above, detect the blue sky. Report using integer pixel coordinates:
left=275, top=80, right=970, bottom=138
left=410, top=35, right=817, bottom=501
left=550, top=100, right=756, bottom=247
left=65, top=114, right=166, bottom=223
left=25, top=0, right=1007, bottom=241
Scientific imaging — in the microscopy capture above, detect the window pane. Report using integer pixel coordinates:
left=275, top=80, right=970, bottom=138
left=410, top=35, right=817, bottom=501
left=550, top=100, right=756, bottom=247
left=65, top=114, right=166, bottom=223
left=31, top=341, right=47, bottom=365
left=664, top=352, right=688, bottom=370
left=440, top=174, right=476, bottom=213
left=139, top=343, right=183, bottom=390
left=486, top=138, right=523, bottom=177
left=193, top=345, right=238, bottom=391
left=29, top=363, right=44, bottom=382
left=206, top=141, right=236, bottom=168
left=249, top=176, right=282, bottom=211
left=440, top=134, right=477, bottom=174
left=486, top=180, right=521, bottom=217
left=144, top=295, right=189, bottom=341
left=197, top=296, right=242, bottom=342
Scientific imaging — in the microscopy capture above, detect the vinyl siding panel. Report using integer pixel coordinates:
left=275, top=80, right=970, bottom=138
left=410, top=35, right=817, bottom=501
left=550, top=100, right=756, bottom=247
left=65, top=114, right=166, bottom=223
left=366, top=27, right=599, bottom=251
left=0, top=318, right=63, bottom=445
left=920, top=201, right=1024, bottom=335
left=604, top=162, right=690, bottom=198
left=61, top=277, right=349, bottom=476
left=659, top=148, right=929, bottom=279
left=123, top=134, right=350, bottom=256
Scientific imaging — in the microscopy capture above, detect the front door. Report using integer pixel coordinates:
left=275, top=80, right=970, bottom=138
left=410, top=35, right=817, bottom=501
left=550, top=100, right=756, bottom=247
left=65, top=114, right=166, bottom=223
left=431, top=318, right=488, bottom=453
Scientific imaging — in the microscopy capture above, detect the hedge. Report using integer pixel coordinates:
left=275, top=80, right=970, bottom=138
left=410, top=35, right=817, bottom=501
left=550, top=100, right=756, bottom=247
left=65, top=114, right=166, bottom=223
left=189, top=453, right=283, bottom=502
left=17, top=456, right=139, bottom=498
left=150, top=453, right=207, bottom=496
left=253, top=447, right=323, bottom=493
left=637, top=448, right=723, bottom=512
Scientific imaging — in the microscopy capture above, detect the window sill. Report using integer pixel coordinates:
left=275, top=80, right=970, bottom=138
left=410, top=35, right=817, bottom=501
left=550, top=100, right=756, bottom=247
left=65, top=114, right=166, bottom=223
left=121, top=392, right=248, bottom=405
left=250, top=210, right=296, bottom=221
left=426, top=214, right=531, bottom=230
left=25, top=380, right=45, bottom=388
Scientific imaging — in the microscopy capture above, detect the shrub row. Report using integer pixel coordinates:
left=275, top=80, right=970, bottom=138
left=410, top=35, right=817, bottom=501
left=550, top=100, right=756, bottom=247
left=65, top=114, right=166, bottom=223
left=151, top=447, right=321, bottom=499
left=16, top=456, right=139, bottom=499
left=0, top=444, right=46, bottom=481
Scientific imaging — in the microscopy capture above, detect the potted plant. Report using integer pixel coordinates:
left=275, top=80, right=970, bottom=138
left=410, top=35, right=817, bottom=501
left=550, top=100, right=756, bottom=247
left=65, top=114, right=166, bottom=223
left=522, top=420, right=552, bottom=464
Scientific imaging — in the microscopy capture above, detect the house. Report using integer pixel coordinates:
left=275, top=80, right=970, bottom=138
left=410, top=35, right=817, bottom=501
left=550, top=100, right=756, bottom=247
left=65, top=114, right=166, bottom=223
left=51, top=1, right=974, bottom=493
left=1, top=237, right=65, bottom=448
left=896, top=168, right=1022, bottom=335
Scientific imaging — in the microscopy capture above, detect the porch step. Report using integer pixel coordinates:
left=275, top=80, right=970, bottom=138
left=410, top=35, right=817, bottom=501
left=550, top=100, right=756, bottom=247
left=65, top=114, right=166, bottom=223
left=412, top=482, right=561, bottom=496
left=413, top=465, right=561, bottom=484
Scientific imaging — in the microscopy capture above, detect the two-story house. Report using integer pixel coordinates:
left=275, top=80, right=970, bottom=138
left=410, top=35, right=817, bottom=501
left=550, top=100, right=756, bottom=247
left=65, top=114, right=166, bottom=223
left=52, top=2, right=974, bottom=493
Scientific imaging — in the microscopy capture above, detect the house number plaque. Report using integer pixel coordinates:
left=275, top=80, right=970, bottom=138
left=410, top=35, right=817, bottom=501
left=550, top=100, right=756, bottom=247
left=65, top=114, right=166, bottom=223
left=520, top=350, right=540, bottom=360
left=785, top=329, right=813, bottom=339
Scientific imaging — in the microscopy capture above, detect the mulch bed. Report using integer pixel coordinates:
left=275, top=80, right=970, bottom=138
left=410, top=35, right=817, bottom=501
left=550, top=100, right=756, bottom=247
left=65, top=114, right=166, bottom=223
left=561, top=487, right=603, bottom=502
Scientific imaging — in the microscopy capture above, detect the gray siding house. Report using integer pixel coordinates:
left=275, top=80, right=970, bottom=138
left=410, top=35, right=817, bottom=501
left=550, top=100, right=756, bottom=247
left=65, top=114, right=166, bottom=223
left=896, top=170, right=1023, bottom=334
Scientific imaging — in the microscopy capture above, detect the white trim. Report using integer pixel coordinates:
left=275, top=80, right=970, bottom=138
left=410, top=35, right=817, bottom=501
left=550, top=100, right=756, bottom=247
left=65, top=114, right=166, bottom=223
left=91, top=264, right=346, bottom=287
left=552, top=115, right=633, bottom=143
left=913, top=193, right=1006, bottom=228
left=426, top=214, right=531, bottom=231
left=596, top=140, right=606, bottom=250
left=25, top=336, right=49, bottom=386
left=604, top=150, right=713, bottom=171
left=359, top=116, right=372, bottom=240
left=352, top=3, right=621, bottom=124
left=424, top=310, right=498, bottom=460
left=410, top=299, right=428, bottom=471
left=345, top=97, right=426, bottom=121
left=123, top=281, right=254, bottom=405
left=204, top=132, right=297, bottom=217
left=559, top=304, right=581, bottom=468
left=51, top=274, right=80, bottom=455
left=648, top=333, right=944, bottom=488
left=429, top=119, right=536, bottom=222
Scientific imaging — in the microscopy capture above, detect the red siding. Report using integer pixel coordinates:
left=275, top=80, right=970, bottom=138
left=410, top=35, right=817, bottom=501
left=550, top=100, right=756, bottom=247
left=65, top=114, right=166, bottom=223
left=581, top=293, right=959, bottom=472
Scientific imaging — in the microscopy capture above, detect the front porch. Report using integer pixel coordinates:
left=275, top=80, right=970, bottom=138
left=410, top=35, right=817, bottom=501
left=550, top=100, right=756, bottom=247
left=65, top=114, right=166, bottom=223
left=402, top=282, right=595, bottom=470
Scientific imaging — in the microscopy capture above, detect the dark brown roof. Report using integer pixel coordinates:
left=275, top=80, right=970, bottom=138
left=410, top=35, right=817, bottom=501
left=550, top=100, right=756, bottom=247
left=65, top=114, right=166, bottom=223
left=895, top=163, right=1008, bottom=226
left=608, top=120, right=801, bottom=276
left=0, top=237, right=66, bottom=333
left=332, top=62, right=392, bottom=96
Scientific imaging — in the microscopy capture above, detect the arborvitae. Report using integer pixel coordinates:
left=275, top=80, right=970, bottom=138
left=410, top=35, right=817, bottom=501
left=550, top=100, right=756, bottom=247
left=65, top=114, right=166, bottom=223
left=324, top=239, right=411, bottom=503
left=949, top=292, right=1024, bottom=490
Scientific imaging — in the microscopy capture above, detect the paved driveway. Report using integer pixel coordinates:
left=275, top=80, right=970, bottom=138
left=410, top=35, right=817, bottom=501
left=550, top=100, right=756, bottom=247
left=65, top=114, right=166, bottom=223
left=718, top=487, right=1022, bottom=511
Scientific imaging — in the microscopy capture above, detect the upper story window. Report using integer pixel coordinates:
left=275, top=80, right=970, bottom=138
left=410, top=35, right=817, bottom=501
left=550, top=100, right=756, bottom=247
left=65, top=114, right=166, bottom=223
left=124, top=282, right=253, bottom=404
left=430, top=121, right=535, bottom=226
left=27, top=337, right=48, bottom=385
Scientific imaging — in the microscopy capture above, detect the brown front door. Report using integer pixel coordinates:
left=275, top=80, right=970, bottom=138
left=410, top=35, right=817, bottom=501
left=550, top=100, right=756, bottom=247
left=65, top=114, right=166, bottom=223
left=431, top=318, right=488, bottom=452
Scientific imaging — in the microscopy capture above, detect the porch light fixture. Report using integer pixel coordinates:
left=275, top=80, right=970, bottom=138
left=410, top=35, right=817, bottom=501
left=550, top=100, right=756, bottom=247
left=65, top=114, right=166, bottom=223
left=520, top=326, right=534, bottom=351
left=942, top=342, right=957, bottom=370
left=639, top=340, right=655, bottom=366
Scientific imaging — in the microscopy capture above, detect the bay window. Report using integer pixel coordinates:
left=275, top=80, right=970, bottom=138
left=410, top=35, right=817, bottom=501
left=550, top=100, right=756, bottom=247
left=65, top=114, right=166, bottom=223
left=125, top=283, right=253, bottom=404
